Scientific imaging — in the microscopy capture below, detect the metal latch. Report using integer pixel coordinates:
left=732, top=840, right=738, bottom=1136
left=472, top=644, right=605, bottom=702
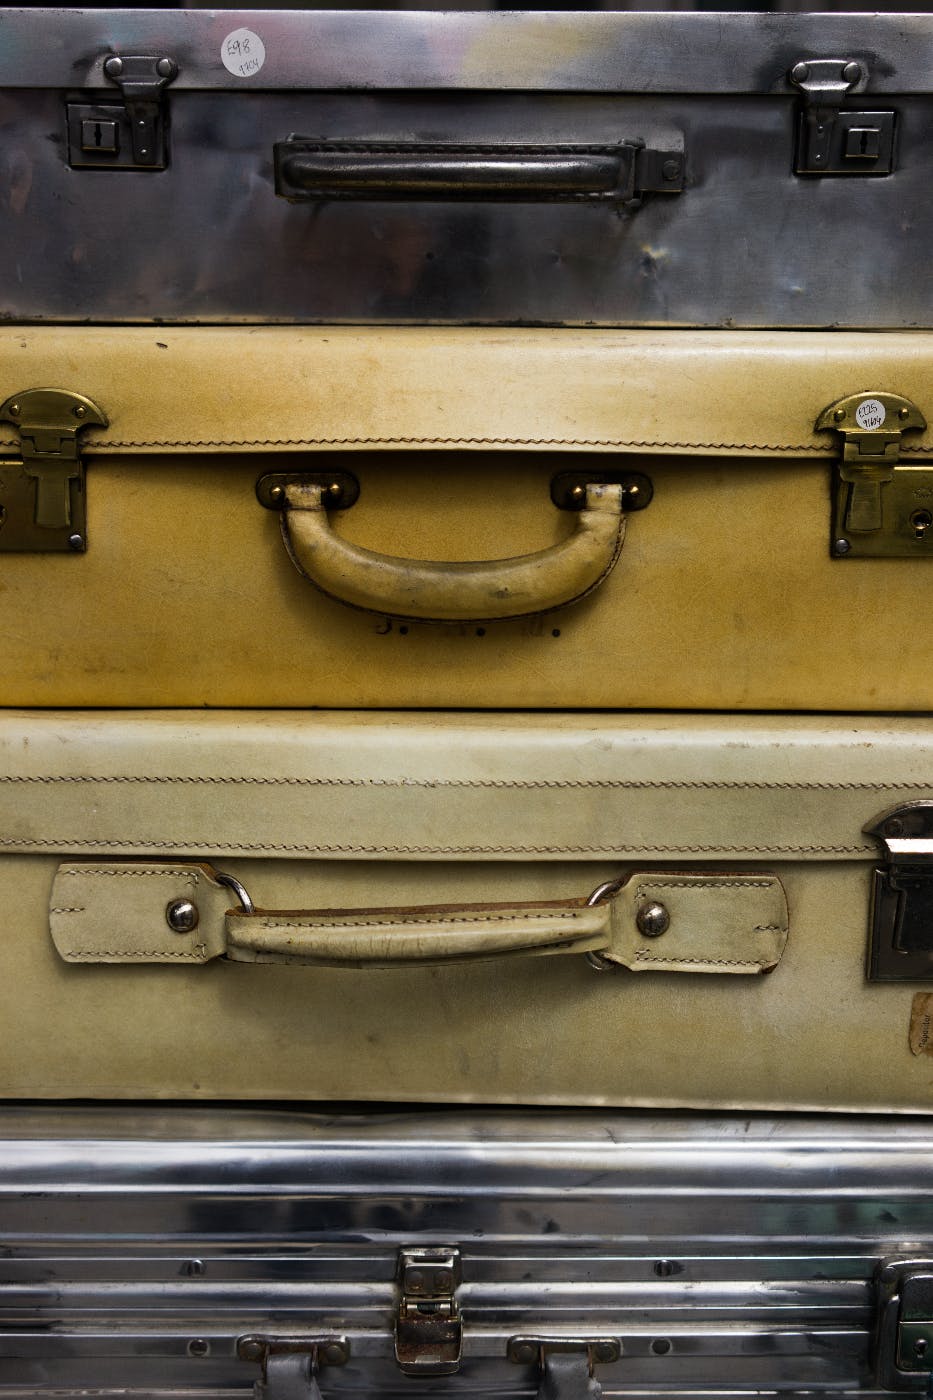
left=394, top=1247, right=462, bottom=1376
left=508, top=1337, right=622, bottom=1400
left=237, top=1334, right=349, bottom=1400
left=865, top=805, right=933, bottom=981
left=67, top=53, right=177, bottom=170
left=876, top=1260, right=933, bottom=1388
left=789, top=59, right=895, bottom=175
left=816, top=392, right=929, bottom=557
left=0, top=388, right=107, bottom=552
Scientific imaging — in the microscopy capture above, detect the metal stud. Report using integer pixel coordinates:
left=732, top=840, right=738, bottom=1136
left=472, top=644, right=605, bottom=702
left=636, top=902, right=670, bottom=938
left=166, top=898, right=199, bottom=933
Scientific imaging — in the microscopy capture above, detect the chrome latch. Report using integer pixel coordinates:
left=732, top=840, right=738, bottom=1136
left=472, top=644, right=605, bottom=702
left=68, top=53, right=177, bottom=170
left=0, top=388, right=107, bottom=552
left=865, top=805, right=933, bottom=981
left=237, top=1335, right=349, bottom=1400
left=789, top=59, right=895, bottom=176
left=876, top=1260, right=933, bottom=1388
left=508, top=1337, right=622, bottom=1400
left=394, top=1247, right=462, bottom=1376
left=816, top=392, right=929, bottom=557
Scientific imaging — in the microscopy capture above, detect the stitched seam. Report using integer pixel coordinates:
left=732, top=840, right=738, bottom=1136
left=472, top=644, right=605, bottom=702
left=633, top=950, right=762, bottom=967
left=86, top=436, right=831, bottom=453
left=250, top=911, right=583, bottom=931
left=636, top=879, right=773, bottom=893
left=8, top=838, right=874, bottom=854
left=754, top=924, right=787, bottom=932
left=4, top=775, right=931, bottom=792
left=60, top=867, right=199, bottom=881
left=50, top=906, right=85, bottom=914
left=68, top=948, right=208, bottom=961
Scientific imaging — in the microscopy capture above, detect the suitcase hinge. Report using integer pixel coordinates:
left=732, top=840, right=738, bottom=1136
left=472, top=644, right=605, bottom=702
left=394, top=1247, right=462, bottom=1376
left=816, top=392, right=930, bottom=558
left=237, top=1335, right=349, bottom=1400
left=789, top=59, right=895, bottom=176
left=0, top=388, right=107, bottom=552
left=67, top=53, right=177, bottom=170
left=876, top=1259, right=933, bottom=1389
left=864, top=804, right=933, bottom=981
left=508, top=1337, right=622, bottom=1400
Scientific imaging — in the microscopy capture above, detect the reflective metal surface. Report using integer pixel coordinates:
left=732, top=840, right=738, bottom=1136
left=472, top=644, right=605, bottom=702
left=4, top=1108, right=933, bottom=1395
left=1, top=10, right=933, bottom=324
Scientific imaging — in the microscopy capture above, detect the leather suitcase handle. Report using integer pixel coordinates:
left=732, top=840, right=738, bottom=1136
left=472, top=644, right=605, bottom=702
left=275, top=141, right=644, bottom=203
left=280, top=481, right=626, bottom=622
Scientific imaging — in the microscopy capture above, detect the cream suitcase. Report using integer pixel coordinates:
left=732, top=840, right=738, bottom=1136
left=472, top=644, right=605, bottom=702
left=3, top=707, right=933, bottom=1110
left=3, top=328, right=933, bottom=710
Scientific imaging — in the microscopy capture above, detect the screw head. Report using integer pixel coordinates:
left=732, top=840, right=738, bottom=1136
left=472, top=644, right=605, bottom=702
left=156, top=57, right=176, bottom=78
left=637, top=902, right=670, bottom=938
left=166, top=898, right=199, bottom=933
left=104, top=56, right=124, bottom=78
left=834, top=538, right=852, bottom=555
left=662, top=159, right=680, bottom=181
left=791, top=62, right=810, bottom=83
left=842, top=61, right=861, bottom=84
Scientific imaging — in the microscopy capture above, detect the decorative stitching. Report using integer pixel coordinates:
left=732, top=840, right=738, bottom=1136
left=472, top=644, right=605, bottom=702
left=50, top=906, right=85, bottom=914
left=60, top=867, right=199, bottom=880
left=633, top=950, right=762, bottom=967
left=83, top=435, right=834, bottom=453
left=3, top=774, right=932, bottom=792
left=636, top=879, right=774, bottom=893
left=68, top=948, right=208, bottom=961
left=248, top=911, right=584, bottom=931
left=8, top=838, right=873, bottom=854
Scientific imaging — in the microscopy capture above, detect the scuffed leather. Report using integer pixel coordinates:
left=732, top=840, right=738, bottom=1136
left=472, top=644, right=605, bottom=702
left=282, top=480, right=625, bottom=621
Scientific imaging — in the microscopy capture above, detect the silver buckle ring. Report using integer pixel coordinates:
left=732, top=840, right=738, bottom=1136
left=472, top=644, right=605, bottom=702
left=215, top=870, right=255, bottom=915
left=585, top=876, right=624, bottom=973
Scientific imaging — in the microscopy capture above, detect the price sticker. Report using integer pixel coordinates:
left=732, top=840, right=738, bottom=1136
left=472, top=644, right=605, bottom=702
left=856, top=398, right=886, bottom=430
left=221, top=28, right=266, bottom=79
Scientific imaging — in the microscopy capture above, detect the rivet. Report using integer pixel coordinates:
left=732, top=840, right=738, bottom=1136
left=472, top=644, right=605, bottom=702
left=434, top=1269, right=452, bottom=1289
left=834, top=538, right=852, bottom=555
left=651, top=1338, right=673, bottom=1357
left=569, top=484, right=586, bottom=503
left=68, top=533, right=84, bottom=551
left=239, top=1338, right=265, bottom=1363
left=624, top=483, right=640, bottom=500
left=842, top=61, right=861, bottom=84
left=407, top=1270, right=425, bottom=1292
left=323, top=1343, right=346, bottom=1366
left=513, top=1343, right=537, bottom=1365
left=916, top=1339, right=929, bottom=1358
left=166, top=898, right=199, bottom=933
left=156, top=58, right=175, bottom=78
left=269, top=484, right=285, bottom=504
left=654, top=1259, right=677, bottom=1278
left=187, top=1339, right=210, bottom=1358
left=73, top=404, right=87, bottom=419
left=886, top=818, right=905, bottom=837
left=662, top=159, right=680, bottom=181
left=900, top=406, right=911, bottom=420
left=7, top=402, right=19, bottom=418
left=637, top=902, right=670, bottom=938
left=327, top=482, right=343, bottom=499
left=833, top=408, right=846, bottom=422
left=593, top=1342, right=618, bottom=1364
left=791, top=62, right=810, bottom=83
left=104, top=56, right=124, bottom=78
left=183, top=1258, right=205, bottom=1277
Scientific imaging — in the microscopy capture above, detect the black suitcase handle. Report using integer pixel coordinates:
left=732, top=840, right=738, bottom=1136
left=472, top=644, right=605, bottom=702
left=274, top=139, right=684, bottom=204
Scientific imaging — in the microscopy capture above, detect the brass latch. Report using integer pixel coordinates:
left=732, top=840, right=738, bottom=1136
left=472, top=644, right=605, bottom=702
left=817, top=392, right=929, bottom=557
left=865, top=804, right=933, bottom=981
left=394, top=1247, right=462, bottom=1376
left=0, top=388, right=107, bottom=552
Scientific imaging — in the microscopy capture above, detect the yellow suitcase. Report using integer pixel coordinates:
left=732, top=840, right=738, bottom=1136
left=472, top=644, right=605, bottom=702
left=2, top=327, right=933, bottom=710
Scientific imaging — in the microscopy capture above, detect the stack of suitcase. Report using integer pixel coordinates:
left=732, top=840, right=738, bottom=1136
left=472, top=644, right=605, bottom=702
left=4, top=8, right=933, bottom=1397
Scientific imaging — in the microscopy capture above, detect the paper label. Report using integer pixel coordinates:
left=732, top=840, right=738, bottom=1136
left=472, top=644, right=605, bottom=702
left=221, top=28, right=266, bottom=79
left=909, top=993, right=933, bottom=1055
left=856, top=398, right=886, bottom=430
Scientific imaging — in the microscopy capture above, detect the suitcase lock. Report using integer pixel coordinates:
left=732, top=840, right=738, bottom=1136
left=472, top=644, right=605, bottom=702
left=789, top=59, right=895, bottom=177
left=876, top=1260, right=933, bottom=1389
left=817, top=392, right=930, bottom=558
left=67, top=53, right=178, bottom=171
left=865, top=804, right=933, bottom=981
left=395, top=1247, right=463, bottom=1376
left=0, top=388, right=107, bottom=553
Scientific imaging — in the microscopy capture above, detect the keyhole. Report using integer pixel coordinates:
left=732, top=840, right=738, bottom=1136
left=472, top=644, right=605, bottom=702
left=911, top=509, right=933, bottom=539
left=860, top=129, right=870, bottom=155
left=93, top=122, right=103, bottom=148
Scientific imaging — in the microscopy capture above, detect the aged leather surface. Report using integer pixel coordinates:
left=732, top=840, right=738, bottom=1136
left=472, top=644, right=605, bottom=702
left=1, top=709, right=928, bottom=1108
left=1, top=328, right=933, bottom=706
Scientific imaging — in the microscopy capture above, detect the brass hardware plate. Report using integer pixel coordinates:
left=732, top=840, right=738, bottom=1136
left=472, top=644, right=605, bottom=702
left=257, top=471, right=360, bottom=511
left=550, top=469, right=653, bottom=511
left=0, top=388, right=107, bottom=552
left=875, top=1259, right=933, bottom=1388
left=816, top=392, right=929, bottom=557
left=864, top=804, right=933, bottom=981
left=394, top=1247, right=462, bottom=1376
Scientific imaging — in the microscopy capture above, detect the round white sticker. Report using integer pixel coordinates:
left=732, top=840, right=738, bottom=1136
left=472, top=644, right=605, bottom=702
left=221, top=28, right=266, bottom=79
left=856, top=398, right=886, bottom=430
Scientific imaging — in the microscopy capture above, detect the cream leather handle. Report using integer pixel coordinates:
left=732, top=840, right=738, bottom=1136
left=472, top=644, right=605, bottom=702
left=225, top=900, right=612, bottom=967
left=280, top=481, right=626, bottom=622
